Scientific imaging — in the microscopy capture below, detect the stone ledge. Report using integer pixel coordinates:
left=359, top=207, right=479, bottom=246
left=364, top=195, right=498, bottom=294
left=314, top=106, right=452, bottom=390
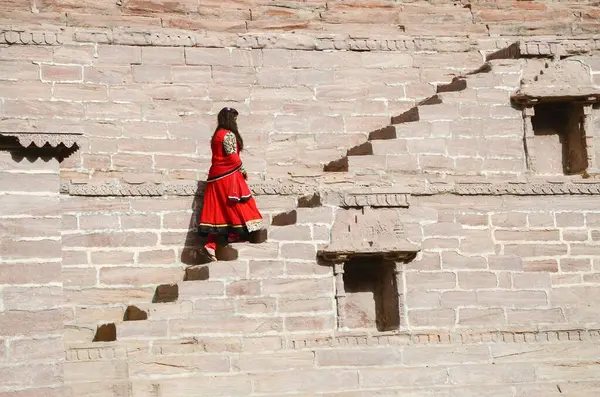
left=60, top=179, right=316, bottom=197
left=59, top=179, right=600, bottom=198
left=1, top=27, right=599, bottom=56
left=63, top=326, right=600, bottom=361
left=292, top=327, right=600, bottom=350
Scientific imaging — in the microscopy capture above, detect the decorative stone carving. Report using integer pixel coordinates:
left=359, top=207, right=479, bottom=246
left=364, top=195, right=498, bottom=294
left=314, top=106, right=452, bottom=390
left=3, top=27, right=597, bottom=57
left=455, top=182, right=600, bottom=195
left=291, top=327, right=600, bottom=349
left=0, top=30, right=64, bottom=45
left=61, top=179, right=600, bottom=198
left=0, top=132, right=83, bottom=149
left=318, top=207, right=420, bottom=262
left=64, top=179, right=316, bottom=197
left=341, top=190, right=410, bottom=208
left=68, top=180, right=165, bottom=197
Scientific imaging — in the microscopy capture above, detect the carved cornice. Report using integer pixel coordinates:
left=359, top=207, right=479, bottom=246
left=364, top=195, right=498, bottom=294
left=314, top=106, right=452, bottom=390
left=60, top=179, right=600, bottom=197
left=64, top=327, right=600, bottom=361
left=453, top=182, right=600, bottom=196
left=61, top=179, right=315, bottom=197
left=292, top=327, right=600, bottom=349
left=1, top=27, right=598, bottom=56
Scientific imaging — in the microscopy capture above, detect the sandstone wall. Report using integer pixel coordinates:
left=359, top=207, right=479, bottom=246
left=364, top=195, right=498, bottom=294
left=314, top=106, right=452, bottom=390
left=0, top=151, right=64, bottom=396
left=60, top=192, right=600, bottom=344
left=2, top=0, right=600, bottom=395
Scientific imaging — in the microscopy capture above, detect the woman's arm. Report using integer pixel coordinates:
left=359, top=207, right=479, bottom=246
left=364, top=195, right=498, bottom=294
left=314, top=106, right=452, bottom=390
left=223, top=131, right=247, bottom=177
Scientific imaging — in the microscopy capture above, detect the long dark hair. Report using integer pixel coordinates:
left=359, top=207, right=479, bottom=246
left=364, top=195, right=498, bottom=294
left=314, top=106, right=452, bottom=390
left=214, top=107, right=243, bottom=152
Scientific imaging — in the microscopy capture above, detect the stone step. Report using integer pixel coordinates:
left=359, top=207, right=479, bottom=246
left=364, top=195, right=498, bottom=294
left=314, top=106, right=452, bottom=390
left=391, top=103, right=460, bottom=124
left=348, top=154, right=419, bottom=175
left=124, top=301, right=194, bottom=321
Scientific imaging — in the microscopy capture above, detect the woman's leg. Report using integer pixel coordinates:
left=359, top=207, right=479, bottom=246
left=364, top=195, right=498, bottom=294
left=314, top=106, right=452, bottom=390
left=204, top=234, right=217, bottom=261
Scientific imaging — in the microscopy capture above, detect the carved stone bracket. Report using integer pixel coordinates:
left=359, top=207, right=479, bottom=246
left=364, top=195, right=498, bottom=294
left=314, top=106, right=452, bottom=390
left=318, top=207, right=420, bottom=263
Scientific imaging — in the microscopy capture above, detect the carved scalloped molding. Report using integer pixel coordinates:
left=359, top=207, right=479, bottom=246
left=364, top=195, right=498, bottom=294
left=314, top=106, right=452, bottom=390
left=1, top=28, right=598, bottom=56
left=1, top=132, right=83, bottom=149
left=341, top=192, right=409, bottom=208
left=65, top=327, right=600, bottom=361
left=0, top=30, right=64, bottom=45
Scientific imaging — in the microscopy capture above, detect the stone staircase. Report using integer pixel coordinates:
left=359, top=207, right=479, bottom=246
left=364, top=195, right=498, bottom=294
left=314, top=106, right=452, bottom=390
left=92, top=197, right=332, bottom=343
left=324, top=60, right=522, bottom=177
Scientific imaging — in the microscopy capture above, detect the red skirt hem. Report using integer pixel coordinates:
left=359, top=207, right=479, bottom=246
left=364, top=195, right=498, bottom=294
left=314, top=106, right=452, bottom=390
left=198, top=170, right=263, bottom=238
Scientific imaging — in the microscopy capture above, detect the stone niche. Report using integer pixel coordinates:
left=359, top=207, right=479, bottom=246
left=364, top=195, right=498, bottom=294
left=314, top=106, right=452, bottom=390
left=530, top=101, right=588, bottom=175
left=512, top=57, right=600, bottom=176
left=318, top=206, right=419, bottom=332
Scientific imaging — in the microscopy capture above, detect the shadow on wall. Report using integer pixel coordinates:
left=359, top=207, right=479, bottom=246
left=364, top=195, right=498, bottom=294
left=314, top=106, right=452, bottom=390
left=180, top=181, right=266, bottom=273
left=181, top=181, right=216, bottom=277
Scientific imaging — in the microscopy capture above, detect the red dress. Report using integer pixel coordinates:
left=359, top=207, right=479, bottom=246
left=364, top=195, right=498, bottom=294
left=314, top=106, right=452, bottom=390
left=198, top=128, right=263, bottom=239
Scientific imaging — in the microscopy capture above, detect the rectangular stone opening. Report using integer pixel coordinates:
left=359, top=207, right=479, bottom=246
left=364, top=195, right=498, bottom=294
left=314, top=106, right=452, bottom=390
left=531, top=102, right=588, bottom=175
left=342, top=257, right=400, bottom=332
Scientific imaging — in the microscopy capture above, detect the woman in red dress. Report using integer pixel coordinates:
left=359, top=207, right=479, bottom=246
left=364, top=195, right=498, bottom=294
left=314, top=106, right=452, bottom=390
left=198, top=107, right=263, bottom=261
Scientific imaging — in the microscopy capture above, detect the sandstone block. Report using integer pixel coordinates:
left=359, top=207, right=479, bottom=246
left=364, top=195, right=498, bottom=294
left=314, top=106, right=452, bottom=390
left=253, top=369, right=358, bottom=394
left=117, top=320, right=168, bottom=340
left=41, top=64, right=82, bottom=82
left=132, top=65, right=172, bottom=83
left=263, top=278, right=332, bottom=296
left=132, top=376, right=252, bottom=397
left=448, top=363, right=535, bottom=385
left=169, top=316, right=283, bottom=336
left=458, top=271, right=497, bottom=289
left=232, top=351, right=314, bottom=372
left=488, top=255, right=523, bottom=271
left=506, top=308, right=565, bottom=325
left=317, top=347, right=402, bottom=367
left=141, top=47, right=184, bottom=65
left=406, top=272, right=456, bottom=290
left=226, top=280, right=261, bottom=297
left=96, top=45, right=142, bottom=65
left=409, top=308, right=456, bottom=327
left=360, top=367, right=448, bottom=388
left=129, top=353, right=230, bottom=376
left=403, top=345, right=490, bottom=366
left=441, top=252, right=486, bottom=270
left=235, top=297, right=276, bottom=315
left=284, top=314, right=335, bottom=332
left=193, top=299, right=235, bottom=316
left=65, top=287, right=154, bottom=305
left=0, top=309, right=63, bottom=337
left=476, top=290, right=547, bottom=307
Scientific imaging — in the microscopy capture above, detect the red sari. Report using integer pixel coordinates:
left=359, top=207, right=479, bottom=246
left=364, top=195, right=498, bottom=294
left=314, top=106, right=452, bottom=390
left=198, top=128, right=263, bottom=239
